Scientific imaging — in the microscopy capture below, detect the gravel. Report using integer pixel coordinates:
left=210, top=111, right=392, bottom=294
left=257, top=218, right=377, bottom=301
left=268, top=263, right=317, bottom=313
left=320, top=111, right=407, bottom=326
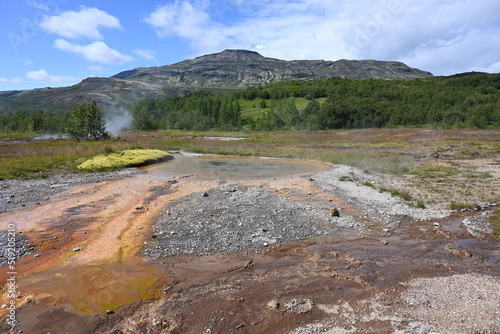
left=289, top=273, right=500, bottom=334
left=311, top=165, right=450, bottom=225
left=400, top=273, right=500, bottom=334
left=143, top=164, right=457, bottom=258
left=143, top=184, right=364, bottom=257
left=0, top=232, right=29, bottom=266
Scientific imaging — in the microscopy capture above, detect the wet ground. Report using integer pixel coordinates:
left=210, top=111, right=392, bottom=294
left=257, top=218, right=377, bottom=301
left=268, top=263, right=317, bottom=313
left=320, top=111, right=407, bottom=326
left=0, top=156, right=499, bottom=333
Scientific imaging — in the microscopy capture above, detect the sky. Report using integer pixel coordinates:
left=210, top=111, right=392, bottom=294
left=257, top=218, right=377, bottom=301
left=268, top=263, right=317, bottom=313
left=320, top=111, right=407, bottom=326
left=1, top=0, right=500, bottom=91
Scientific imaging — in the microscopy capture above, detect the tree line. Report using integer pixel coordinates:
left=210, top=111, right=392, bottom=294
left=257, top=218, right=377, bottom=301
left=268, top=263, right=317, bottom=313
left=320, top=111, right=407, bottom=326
left=132, top=73, right=500, bottom=131
left=1, top=73, right=499, bottom=133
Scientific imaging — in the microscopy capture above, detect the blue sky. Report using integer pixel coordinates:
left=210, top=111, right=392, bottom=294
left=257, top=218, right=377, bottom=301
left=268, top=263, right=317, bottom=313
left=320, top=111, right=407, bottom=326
left=2, top=0, right=500, bottom=91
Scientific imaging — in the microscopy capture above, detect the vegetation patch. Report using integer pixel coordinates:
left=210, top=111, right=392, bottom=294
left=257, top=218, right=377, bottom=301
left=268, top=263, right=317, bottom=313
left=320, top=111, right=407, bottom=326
left=409, top=165, right=461, bottom=178
left=490, top=209, right=500, bottom=236
left=78, top=149, right=172, bottom=171
left=449, top=203, right=478, bottom=211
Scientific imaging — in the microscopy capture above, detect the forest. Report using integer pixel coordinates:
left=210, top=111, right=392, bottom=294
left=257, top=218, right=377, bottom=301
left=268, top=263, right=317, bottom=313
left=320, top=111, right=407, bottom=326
left=1, top=73, right=499, bottom=133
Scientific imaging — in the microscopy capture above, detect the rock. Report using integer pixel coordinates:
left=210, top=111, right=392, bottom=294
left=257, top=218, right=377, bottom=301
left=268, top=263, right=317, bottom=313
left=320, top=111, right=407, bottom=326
left=34, top=254, right=40, bottom=257
left=380, top=240, right=388, bottom=245
left=235, top=324, right=245, bottom=329
left=449, top=248, right=473, bottom=257
left=331, top=208, right=340, bottom=217
left=266, top=300, right=280, bottom=309
left=72, top=247, right=81, bottom=252
left=105, top=309, right=114, bottom=315
left=136, top=206, right=144, bottom=210
left=151, top=234, right=158, bottom=239
left=244, top=260, right=253, bottom=269
left=203, top=192, right=209, bottom=197
left=285, top=299, right=314, bottom=314
left=461, top=250, right=473, bottom=257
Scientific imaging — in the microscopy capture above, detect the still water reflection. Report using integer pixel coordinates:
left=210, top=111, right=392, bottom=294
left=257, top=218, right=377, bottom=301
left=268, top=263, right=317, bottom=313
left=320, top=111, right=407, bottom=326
left=147, top=156, right=330, bottom=180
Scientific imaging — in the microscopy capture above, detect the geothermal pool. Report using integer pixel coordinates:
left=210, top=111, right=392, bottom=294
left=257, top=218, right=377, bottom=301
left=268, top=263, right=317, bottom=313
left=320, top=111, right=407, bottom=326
left=146, top=156, right=331, bottom=180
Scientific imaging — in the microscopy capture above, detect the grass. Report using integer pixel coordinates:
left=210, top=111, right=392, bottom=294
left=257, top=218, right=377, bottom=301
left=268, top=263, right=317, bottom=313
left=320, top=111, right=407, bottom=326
left=78, top=149, right=172, bottom=171
left=409, top=165, right=461, bottom=178
left=0, top=138, right=144, bottom=179
left=450, top=203, right=478, bottom=211
left=488, top=209, right=500, bottom=236
left=0, top=128, right=498, bottom=183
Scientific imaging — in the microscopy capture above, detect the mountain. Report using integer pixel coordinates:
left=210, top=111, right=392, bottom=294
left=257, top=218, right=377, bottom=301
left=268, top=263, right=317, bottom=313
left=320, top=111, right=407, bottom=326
left=0, top=49, right=433, bottom=114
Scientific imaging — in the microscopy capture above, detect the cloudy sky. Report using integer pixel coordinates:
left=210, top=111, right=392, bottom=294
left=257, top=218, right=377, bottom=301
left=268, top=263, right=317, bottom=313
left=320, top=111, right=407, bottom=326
left=1, top=0, right=500, bottom=91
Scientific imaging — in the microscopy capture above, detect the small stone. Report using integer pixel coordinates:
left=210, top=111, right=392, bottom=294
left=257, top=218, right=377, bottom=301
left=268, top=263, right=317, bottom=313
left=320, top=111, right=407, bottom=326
left=105, top=309, right=114, bottom=315
left=331, top=208, right=340, bottom=217
left=433, top=222, right=440, bottom=227
left=136, top=206, right=144, bottom=210
left=137, top=226, right=143, bottom=230
left=203, top=192, right=209, bottom=197
left=461, top=250, right=473, bottom=257
left=380, top=240, right=388, bottom=245
left=151, top=234, right=158, bottom=239
left=263, top=242, right=268, bottom=247
left=72, top=247, right=81, bottom=252
left=235, top=324, right=245, bottom=329
left=34, top=254, right=40, bottom=257
left=266, top=300, right=280, bottom=309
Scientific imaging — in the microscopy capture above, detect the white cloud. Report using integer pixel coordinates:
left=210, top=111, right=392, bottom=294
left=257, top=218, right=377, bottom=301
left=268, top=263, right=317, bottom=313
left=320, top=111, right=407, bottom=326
left=144, top=0, right=500, bottom=75
left=39, top=6, right=122, bottom=40
left=24, top=59, right=33, bottom=66
left=54, top=39, right=134, bottom=65
left=144, top=1, right=209, bottom=37
left=25, top=68, right=76, bottom=83
left=134, top=49, right=157, bottom=61
left=27, top=0, right=57, bottom=13
left=144, top=1, right=228, bottom=53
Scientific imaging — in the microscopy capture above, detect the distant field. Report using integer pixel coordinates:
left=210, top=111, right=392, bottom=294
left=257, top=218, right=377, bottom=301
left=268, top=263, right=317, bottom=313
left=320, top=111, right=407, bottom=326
left=1, top=128, right=498, bottom=209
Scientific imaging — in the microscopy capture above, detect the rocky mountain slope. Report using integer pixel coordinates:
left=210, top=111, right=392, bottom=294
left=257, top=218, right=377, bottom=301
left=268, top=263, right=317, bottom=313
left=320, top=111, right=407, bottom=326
left=0, top=49, right=432, bottom=113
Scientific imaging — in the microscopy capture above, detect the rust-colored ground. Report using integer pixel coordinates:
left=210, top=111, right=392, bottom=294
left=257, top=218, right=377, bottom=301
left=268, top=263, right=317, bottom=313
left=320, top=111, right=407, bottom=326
left=0, top=151, right=499, bottom=333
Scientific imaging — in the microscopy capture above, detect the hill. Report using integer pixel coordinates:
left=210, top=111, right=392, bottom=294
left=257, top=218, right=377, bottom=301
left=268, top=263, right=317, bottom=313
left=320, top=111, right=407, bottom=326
left=0, top=49, right=432, bottom=114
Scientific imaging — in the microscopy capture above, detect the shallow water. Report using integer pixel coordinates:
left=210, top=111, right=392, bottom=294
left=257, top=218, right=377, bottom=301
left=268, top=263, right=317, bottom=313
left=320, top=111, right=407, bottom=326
left=147, top=156, right=330, bottom=180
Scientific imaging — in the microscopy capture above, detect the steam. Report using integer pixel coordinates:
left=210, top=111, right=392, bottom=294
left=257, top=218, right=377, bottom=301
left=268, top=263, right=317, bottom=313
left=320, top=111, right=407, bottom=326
left=105, top=107, right=133, bottom=136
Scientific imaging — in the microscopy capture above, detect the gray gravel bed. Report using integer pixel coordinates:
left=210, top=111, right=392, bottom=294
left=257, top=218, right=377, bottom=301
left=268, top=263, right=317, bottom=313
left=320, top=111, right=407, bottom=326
left=400, top=273, right=500, bottom=334
left=311, top=165, right=450, bottom=225
left=143, top=184, right=365, bottom=257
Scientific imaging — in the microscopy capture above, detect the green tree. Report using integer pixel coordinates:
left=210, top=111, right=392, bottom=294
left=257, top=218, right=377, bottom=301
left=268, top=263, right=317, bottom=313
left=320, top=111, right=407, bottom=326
left=67, top=100, right=110, bottom=141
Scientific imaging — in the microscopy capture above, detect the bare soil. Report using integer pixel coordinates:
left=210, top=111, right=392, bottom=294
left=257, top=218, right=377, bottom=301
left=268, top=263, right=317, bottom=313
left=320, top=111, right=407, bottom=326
left=0, top=153, right=499, bottom=334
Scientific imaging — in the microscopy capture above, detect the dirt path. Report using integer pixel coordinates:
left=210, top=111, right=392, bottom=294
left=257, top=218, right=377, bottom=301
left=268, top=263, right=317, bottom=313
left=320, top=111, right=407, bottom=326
left=1, top=159, right=499, bottom=334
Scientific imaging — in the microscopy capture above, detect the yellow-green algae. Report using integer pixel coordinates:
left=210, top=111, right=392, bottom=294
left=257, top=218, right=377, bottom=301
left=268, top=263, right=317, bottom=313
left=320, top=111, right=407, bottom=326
left=78, top=149, right=172, bottom=171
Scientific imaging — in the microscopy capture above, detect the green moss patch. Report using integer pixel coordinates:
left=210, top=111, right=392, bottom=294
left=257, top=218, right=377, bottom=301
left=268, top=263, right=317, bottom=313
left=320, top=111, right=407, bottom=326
left=78, top=149, right=172, bottom=171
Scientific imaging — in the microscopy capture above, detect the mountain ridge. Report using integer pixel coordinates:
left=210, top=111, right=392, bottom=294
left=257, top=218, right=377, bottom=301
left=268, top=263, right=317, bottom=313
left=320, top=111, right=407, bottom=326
left=0, top=49, right=433, bottom=113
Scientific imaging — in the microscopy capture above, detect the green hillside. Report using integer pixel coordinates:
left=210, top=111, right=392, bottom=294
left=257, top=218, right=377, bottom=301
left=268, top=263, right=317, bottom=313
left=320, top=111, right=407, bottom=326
left=1, top=73, right=499, bottom=133
left=130, top=73, right=500, bottom=131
